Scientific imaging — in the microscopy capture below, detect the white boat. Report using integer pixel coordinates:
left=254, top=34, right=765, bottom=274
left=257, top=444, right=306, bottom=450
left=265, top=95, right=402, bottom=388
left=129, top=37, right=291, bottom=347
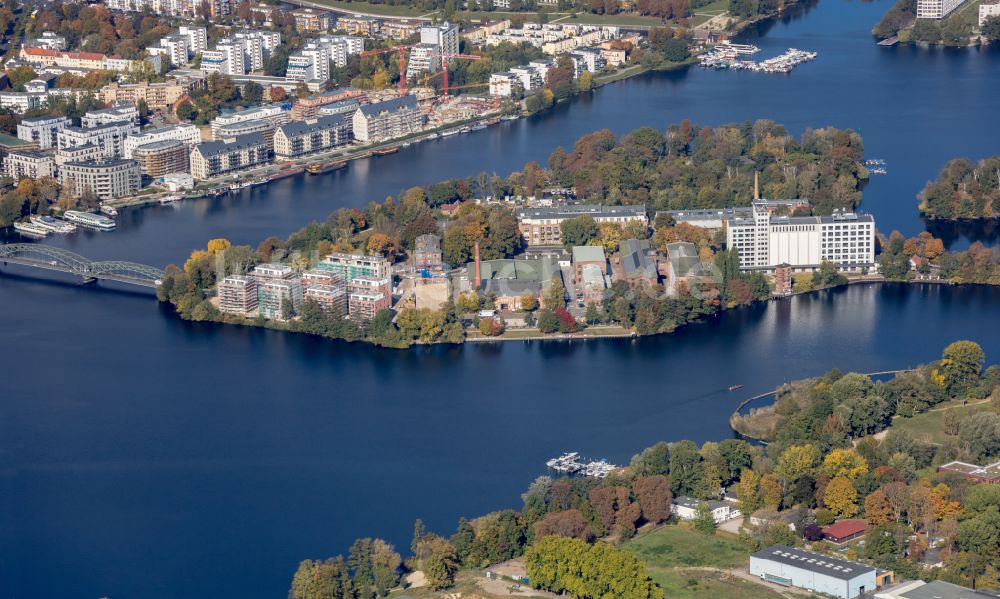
left=100, top=204, right=118, bottom=217
left=229, top=182, right=244, bottom=192
left=160, top=195, right=182, bottom=205
left=30, top=215, right=76, bottom=233
left=441, top=129, right=459, bottom=137
left=502, top=115, right=519, bottom=121
left=63, top=210, right=116, bottom=231
left=13, top=221, right=49, bottom=237
left=470, top=123, right=487, bottom=131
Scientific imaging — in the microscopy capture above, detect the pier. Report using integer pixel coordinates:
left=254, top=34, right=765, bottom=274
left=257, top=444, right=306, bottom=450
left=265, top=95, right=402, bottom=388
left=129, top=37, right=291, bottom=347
left=0, top=244, right=164, bottom=289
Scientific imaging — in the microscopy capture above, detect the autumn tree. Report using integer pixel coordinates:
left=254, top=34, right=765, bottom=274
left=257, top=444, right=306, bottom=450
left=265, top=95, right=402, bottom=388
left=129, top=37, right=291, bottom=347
left=864, top=489, right=893, bottom=527
left=824, top=476, right=859, bottom=518
left=533, top=509, right=595, bottom=541
left=633, top=475, right=672, bottom=523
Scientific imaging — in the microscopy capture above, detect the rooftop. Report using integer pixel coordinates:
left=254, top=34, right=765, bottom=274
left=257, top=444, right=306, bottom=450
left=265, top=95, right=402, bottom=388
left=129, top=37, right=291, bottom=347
left=673, top=495, right=728, bottom=511
left=821, top=519, right=867, bottom=540
left=893, top=580, right=1000, bottom=599
left=358, top=95, right=419, bottom=117
left=620, top=238, right=657, bottom=278
left=516, top=204, right=646, bottom=220
left=751, top=545, right=874, bottom=581
left=194, top=132, right=267, bottom=157
left=571, top=245, right=605, bottom=264
left=666, top=242, right=705, bottom=277
left=278, top=114, right=349, bottom=137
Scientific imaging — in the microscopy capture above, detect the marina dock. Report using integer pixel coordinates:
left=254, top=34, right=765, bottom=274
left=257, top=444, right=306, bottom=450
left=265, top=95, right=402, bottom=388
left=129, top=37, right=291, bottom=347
left=545, top=452, right=620, bottom=478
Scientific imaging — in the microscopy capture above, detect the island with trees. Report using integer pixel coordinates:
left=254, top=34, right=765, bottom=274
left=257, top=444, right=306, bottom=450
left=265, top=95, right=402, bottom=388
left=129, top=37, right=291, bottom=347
left=918, top=156, right=1000, bottom=221
left=285, top=340, right=1000, bottom=598
left=872, top=0, right=1000, bottom=45
left=157, top=119, right=872, bottom=348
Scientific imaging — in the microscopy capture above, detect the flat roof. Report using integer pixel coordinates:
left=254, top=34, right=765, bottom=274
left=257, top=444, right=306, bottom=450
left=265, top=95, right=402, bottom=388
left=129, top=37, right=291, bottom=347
left=571, top=245, right=605, bottom=263
left=751, top=545, right=874, bottom=581
left=898, top=580, right=1000, bottom=599
left=516, top=204, right=646, bottom=219
left=673, top=495, right=728, bottom=510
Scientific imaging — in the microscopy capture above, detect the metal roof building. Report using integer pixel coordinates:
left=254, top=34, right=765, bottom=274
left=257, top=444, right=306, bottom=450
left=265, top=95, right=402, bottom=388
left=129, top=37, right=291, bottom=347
left=749, top=545, right=876, bottom=599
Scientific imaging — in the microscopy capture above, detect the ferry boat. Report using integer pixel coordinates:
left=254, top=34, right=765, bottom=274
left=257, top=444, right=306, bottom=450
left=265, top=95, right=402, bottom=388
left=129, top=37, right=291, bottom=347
left=440, top=129, right=459, bottom=137
left=30, top=215, right=76, bottom=233
left=373, top=147, right=399, bottom=156
left=228, top=181, right=247, bottom=192
left=248, top=177, right=268, bottom=187
left=160, top=194, right=182, bottom=205
left=13, top=221, right=49, bottom=237
left=307, top=160, right=347, bottom=175
left=63, top=210, right=116, bottom=231
left=99, top=204, right=118, bottom=217
left=501, top=114, right=519, bottom=121
left=470, top=123, right=487, bottom=131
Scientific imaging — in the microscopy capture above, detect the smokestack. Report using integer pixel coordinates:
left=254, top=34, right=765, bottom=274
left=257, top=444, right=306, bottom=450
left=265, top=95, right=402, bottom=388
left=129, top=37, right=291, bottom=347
left=754, top=171, right=760, bottom=201
left=473, top=241, right=481, bottom=290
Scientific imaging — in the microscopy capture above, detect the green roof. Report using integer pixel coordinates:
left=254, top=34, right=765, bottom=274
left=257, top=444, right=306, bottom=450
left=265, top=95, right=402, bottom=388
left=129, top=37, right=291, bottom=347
left=572, top=245, right=606, bottom=264
left=0, top=132, right=31, bottom=147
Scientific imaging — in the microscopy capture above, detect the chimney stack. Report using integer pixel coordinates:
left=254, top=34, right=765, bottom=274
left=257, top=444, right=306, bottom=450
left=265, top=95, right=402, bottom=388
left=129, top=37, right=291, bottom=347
left=754, top=171, right=760, bottom=201
left=473, top=240, right=481, bottom=290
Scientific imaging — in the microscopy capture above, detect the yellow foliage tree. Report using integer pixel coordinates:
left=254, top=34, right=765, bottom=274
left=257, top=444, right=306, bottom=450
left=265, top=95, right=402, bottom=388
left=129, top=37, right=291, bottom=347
left=823, top=476, right=858, bottom=518
left=761, top=473, right=782, bottom=510
left=736, top=468, right=762, bottom=515
left=930, top=483, right=962, bottom=520
left=367, top=232, right=393, bottom=256
left=206, top=238, right=231, bottom=254
left=821, top=448, right=869, bottom=481
left=596, top=223, right=622, bottom=254
left=775, top=444, right=821, bottom=483
left=864, top=489, right=893, bottom=526
left=184, top=249, right=209, bottom=275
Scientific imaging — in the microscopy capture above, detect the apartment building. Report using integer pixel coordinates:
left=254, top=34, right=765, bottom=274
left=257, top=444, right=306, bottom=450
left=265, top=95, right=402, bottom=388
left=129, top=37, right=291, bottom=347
left=515, top=205, right=647, bottom=246
left=4, top=150, right=56, bottom=180
left=287, top=44, right=331, bottom=82
left=58, top=121, right=139, bottom=159
left=55, top=143, right=103, bottom=168
left=980, top=2, right=1000, bottom=25
left=348, top=291, right=390, bottom=320
left=273, top=114, right=352, bottom=159
left=352, top=95, right=425, bottom=143
left=189, top=132, right=269, bottom=179
left=132, top=139, right=189, bottom=178
left=569, top=47, right=607, bottom=75
left=218, top=275, right=258, bottom=316
left=179, top=26, right=208, bottom=54
left=210, top=104, right=289, bottom=139
left=18, top=47, right=161, bottom=73
left=24, top=32, right=67, bottom=51
left=302, top=269, right=348, bottom=314
left=215, top=119, right=277, bottom=149
left=59, top=159, right=141, bottom=199
left=291, top=8, right=333, bottom=31
left=16, top=115, right=69, bottom=149
left=151, top=34, right=190, bottom=67
left=337, top=16, right=379, bottom=36
left=317, top=252, right=391, bottom=281
left=382, top=19, right=422, bottom=39
left=291, top=87, right=365, bottom=120
left=123, top=124, right=202, bottom=158
left=252, top=263, right=302, bottom=320
left=0, top=91, right=46, bottom=113
left=99, top=80, right=193, bottom=110
left=916, top=0, right=967, bottom=18
left=81, top=102, right=140, bottom=128
left=726, top=200, right=876, bottom=272
left=106, top=0, right=198, bottom=17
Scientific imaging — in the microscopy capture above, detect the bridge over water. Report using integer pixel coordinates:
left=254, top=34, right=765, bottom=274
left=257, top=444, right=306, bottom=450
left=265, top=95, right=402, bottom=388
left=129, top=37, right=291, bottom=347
left=0, top=243, right=163, bottom=289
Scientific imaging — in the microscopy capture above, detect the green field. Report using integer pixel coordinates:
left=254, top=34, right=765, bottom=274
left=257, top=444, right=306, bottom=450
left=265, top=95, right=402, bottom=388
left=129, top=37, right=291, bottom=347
left=889, top=399, right=993, bottom=445
left=300, top=0, right=429, bottom=17
left=624, top=526, right=788, bottom=599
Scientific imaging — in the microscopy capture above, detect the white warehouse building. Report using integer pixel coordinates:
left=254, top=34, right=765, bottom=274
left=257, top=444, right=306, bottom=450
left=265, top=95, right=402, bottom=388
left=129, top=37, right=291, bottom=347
left=749, top=545, right=877, bottom=599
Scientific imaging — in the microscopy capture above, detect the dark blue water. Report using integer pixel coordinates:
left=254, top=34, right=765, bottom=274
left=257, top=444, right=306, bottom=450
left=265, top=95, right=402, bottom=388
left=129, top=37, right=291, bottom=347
left=4, top=1, right=1000, bottom=598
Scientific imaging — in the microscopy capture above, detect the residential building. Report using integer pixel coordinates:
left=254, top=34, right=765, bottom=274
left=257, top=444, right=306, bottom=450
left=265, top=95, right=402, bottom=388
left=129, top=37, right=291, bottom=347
left=218, top=275, right=258, bottom=315
left=314, top=35, right=364, bottom=67
left=348, top=291, right=389, bottom=320
left=671, top=495, right=740, bottom=522
left=571, top=245, right=606, bottom=288
left=316, top=99, right=362, bottom=118
left=253, top=263, right=302, bottom=320
left=352, top=95, right=425, bottom=143
left=515, top=205, right=647, bottom=246
left=215, top=119, right=277, bottom=149
left=569, top=47, right=607, bottom=75
left=58, top=121, right=139, bottom=159
left=82, top=102, right=140, bottom=127
left=189, top=132, right=269, bottom=179
left=317, top=252, right=391, bottom=281
left=4, top=150, right=56, bottom=180
left=179, top=26, right=208, bottom=55
left=99, top=80, right=193, bottom=110
left=0, top=91, right=46, bottom=113
left=132, top=139, right=189, bottom=178
left=210, top=104, right=289, bottom=138
left=106, top=0, right=198, bottom=17
left=620, top=238, right=660, bottom=289
left=302, top=269, right=347, bottom=290
left=420, top=21, right=460, bottom=55
left=59, top=159, right=141, bottom=199
left=982, top=2, right=1000, bottom=24
left=406, top=43, right=442, bottom=78
left=305, top=284, right=348, bottom=314
left=917, top=0, right=967, bottom=18
left=16, top=115, right=69, bottom=149
left=749, top=545, right=877, bottom=599
left=18, top=47, right=160, bottom=73
left=337, top=15, right=379, bottom=36
left=726, top=200, right=875, bottom=272
left=381, top=19, right=421, bottom=39
left=291, top=8, right=333, bottom=31
left=412, top=233, right=443, bottom=270
left=55, top=143, right=103, bottom=168
left=152, top=34, right=190, bottom=67
left=24, top=32, right=67, bottom=51
left=23, top=79, right=49, bottom=94
left=123, top=124, right=202, bottom=158
left=287, top=44, right=330, bottom=82
left=273, top=114, right=353, bottom=159
left=291, top=88, right=365, bottom=120
left=937, top=460, right=1000, bottom=483
left=489, top=72, right=519, bottom=97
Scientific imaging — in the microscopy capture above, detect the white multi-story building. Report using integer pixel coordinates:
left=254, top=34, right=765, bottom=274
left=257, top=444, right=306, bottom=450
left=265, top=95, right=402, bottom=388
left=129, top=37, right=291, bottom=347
left=405, top=43, right=441, bottom=78
left=420, top=21, right=460, bottom=55
left=510, top=65, right=544, bottom=92
left=123, top=124, right=202, bottom=158
left=352, top=96, right=425, bottom=143
left=726, top=200, right=875, bottom=272
left=58, top=121, right=138, bottom=159
left=569, top=47, right=607, bottom=75
left=4, top=150, right=56, bottom=180
left=59, top=159, right=142, bottom=199
left=179, top=26, right=208, bottom=54
left=917, top=0, right=967, bottom=18
left=273, top=114, right=352, bottom=159
left=489, top=72, right=518, bottom=97
left=154, top=34, right=190, bottom=67
left=82, top=102, right=140, bottom=128
left=23, top=32, right=67, bottom=51
left=0, top=91, right=46, bottom=113
left=287, top=44, right=330, bottom=82
left=189, top=132, right=270, bottom=179
left=210, top=104, right=289, bottom=139
left=17, top=115, right=70, bottom=149
left=233, top=33, right=264, bottom=72
left=980, top=2, right=1000, bottom=25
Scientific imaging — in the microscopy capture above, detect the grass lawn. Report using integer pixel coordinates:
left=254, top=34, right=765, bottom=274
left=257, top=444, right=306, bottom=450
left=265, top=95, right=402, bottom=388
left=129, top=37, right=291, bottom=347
left=624, top=526, right=788, bottom=599
left=691, top=0, right=729, bottom=15
left=302, top=0, right=429, bottom=17
left=889, top=399, right=993, bottom=445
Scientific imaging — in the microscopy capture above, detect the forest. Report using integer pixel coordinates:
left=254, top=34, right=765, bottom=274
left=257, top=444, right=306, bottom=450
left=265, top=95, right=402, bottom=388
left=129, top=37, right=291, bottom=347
left=286, top=340, right=1000, bottom=599
left=919, top=157, right=1000, bottom=220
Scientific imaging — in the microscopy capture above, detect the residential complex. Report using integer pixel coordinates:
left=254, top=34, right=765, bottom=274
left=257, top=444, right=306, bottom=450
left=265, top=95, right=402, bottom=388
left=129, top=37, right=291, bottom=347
left=58, top=121, right=139, bottom=159
left=317, top=253, right=392, bottom=281
left=189, top=133, right=269, bottom=179
left=81, top=103, right=140, bottom=128
left=16, top=115, right=69, bottom=150
left=59, top=159, right=142, bottom=199
left=273, top=115, right=353, bottom=160
left=515, top=205, right=647, bottom=246
left=916, top=0, right=967, bottom=18
left=352, top=96, right=425, bottom=142
left=4, top=150, right=56, bottom=180
left=218, top=275, right=258, bottom=316
left=210, top=104, right=289, bottom=139
left=132, top=140, right=190, bottom=179
left=98, top=80, right=194, bottom=110
left=123, top=124, right=202, bottom=159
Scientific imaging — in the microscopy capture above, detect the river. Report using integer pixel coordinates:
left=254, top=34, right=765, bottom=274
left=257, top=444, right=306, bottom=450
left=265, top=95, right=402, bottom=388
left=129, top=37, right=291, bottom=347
left=3, top=0, right=1000, bottom=597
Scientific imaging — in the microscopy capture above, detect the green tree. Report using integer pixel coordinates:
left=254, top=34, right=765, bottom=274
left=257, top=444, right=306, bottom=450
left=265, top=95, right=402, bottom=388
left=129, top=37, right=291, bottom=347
left=560, top=215, right=598, bottom=247
left=693, top=502, right=716, bottom=533
left=941, top=340, right=985, bottom=397
left=423, top=539, right=459, bottom=590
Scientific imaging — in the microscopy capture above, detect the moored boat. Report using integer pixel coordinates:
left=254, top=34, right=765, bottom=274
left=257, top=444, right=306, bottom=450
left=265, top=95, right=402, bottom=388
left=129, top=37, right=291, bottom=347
left=99, top=204, right=118, bottom=217
left=63, top=210, right=116, bottom=231
left=373, top=147, right=399, bottom=156
left=13, top=221, right=49, bottom=237
left=30, top=215, right=76, bottom=233
left=307, top=160, right=348, bottom=175
left=160, top=194, right=182, bottom=205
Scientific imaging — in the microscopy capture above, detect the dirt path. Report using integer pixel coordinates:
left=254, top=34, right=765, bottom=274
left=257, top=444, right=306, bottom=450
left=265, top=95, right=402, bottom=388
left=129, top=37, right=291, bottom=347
left=678, top=566, right=813, bottom=599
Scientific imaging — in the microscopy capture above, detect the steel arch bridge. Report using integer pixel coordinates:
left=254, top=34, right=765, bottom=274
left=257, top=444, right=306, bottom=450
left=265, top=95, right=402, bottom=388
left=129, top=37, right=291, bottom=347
left=0, top=243, right=163, bottom=288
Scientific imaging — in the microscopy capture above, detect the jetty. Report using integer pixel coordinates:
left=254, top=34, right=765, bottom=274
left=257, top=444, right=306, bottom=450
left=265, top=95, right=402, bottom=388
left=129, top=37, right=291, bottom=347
left=545, top=452, right=620, bottom=478
left=700, top=47, right=817, bottom=73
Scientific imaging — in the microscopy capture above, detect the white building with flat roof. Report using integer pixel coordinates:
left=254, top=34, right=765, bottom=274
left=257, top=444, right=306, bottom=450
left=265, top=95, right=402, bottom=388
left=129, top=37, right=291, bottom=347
left=123, top=124, right=202, bottom=158
left=17, top=115, right=69, bottom=149
left=917, top=0, right=967, bottom=18
left=750, top=545, right=876, bottom=599
left=980, top=2, right=1000, bottom=25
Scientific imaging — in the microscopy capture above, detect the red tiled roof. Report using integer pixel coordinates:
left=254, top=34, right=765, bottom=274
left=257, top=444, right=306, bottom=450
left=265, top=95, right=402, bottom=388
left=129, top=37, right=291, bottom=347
left=822, top=520, right=867, bottom=540
left=22, top=47, right=108, bottom=61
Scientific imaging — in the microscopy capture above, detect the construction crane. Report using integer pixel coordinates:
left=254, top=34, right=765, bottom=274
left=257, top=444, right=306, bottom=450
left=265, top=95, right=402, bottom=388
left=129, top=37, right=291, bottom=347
left=439, top=53, right=483, bottom=96
left=359, top=45, right=414, bottom=94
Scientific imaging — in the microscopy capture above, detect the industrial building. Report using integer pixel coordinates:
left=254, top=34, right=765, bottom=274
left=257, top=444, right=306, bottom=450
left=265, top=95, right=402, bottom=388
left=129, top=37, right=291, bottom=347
left=749, top=545, right=877, bottom=599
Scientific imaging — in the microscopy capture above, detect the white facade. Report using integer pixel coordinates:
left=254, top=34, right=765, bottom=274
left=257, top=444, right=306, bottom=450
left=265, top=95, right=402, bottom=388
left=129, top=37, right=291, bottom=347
left=489, top=73, right=517, bottom=97
left=156, top=34, right=190, bottom=67
left=179, top=26, right=208, bottom=55
left=17, top=115, right=70, bottom=149
left=420, top=21, right=459, bottom=55
left=210, top=104, right=288, bottom=139
left=123, top=124, right=202, bottom=158
left=82, top=103, right=140, bottom=128
left=980, top=3, right=1000, bottom=25
left=58, top=122, right=139, bottom=159
left=671, top=496, right=741, bottom=523
left=406, top=43, right=441, bottom=78
left=917, top=0, right=967, bottom=18
left=0, top=92, right=45, bottom=113
left=4, top=150, right=56, bottom=180
left=749, top=546, right=876, bottom=599
left=726, top=201, right=875, bottom=272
